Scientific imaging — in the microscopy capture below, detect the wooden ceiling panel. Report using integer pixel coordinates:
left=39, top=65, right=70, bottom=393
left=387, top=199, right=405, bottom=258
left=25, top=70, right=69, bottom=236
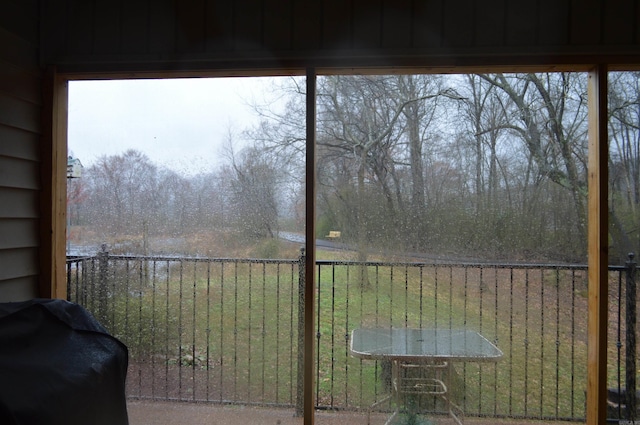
left=351, top=0, right=382, bottom=49
left=292, top=0, right=322, bottom=50
left=322, top=0, right=352, bottom=50
left=475, top=0, right=505, bottom=47
left=66, top=0, right=94, bottom=55
left=506, top=1, right=538, bottom=46
left=412, top=0, right=443, bottom=49
left=205, top=0, right=234, bottom=52
left=264, top=0, right=292, bottom=51
left=442, top=0, right=474, bottom=48
left=570, top=0, right=602, bottom=45
left=538, top=0, right=570, bottom=46
left=93, top=0, right=121, bottom=54
left=176, top=0, right=207, bottom=53
left=121, top=0, right=149, bottom=54
left=233, top=0, right=263, bottom=51
left=381, top=0, right=412, bottom=48
left=148, top=0, right=176, bottom=54
left=39, top=0, right=640, bottom=73
left=603, top=0, right=635, bottom=44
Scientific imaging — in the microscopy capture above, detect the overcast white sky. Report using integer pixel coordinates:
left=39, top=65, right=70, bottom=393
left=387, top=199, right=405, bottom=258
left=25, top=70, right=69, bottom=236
left=68, top=77, right=282, bottom=176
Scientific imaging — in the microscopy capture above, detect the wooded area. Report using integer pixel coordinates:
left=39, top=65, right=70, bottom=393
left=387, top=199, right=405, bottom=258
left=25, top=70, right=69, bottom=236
left=68, top=72, right=640, bottom=264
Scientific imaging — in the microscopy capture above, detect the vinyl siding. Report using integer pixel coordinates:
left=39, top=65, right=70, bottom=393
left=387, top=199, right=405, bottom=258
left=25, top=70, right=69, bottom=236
left=0, top=0, right=42, bottom=301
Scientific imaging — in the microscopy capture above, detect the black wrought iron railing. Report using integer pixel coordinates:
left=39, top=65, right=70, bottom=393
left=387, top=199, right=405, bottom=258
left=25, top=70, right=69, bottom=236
left=66, top=249, right=639, bottom=422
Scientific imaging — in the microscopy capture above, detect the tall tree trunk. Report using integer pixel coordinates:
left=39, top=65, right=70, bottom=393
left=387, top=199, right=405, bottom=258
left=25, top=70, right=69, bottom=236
left=357, top=151, right=370, bottom=289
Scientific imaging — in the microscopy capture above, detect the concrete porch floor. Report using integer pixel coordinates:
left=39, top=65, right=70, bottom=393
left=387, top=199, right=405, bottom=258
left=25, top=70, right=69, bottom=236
left=127, top=400, right=573, bottom=425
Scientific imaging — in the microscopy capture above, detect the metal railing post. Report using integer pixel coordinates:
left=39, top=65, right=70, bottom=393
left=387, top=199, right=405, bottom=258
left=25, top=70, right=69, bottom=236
left=66, top=260, right=72, bottom=301
left=97, top=243, right=109, bottom=325
left=296, top=248, right=305, bottom=417
left=626, top=252, right=637, bottom=420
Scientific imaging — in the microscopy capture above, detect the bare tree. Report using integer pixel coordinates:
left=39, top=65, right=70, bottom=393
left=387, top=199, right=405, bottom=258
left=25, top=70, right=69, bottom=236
left=609, top=71, right=640, bottom=260
left=224, top=145, right=283, bottom=240
left=243, top=73, right=593, bottom=262
left=478, top=73, right=589, bottom=257
left=85, top=149, right=160, bottom=237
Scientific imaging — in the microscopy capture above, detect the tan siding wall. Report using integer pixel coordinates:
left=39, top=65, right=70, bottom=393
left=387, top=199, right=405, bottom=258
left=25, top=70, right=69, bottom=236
left=40, top=0, right=640, bottom=72
left=0, top=125, right=40, bottom=160
left=0, top=220, right=38, bottom=250
left=0, top=0, right=42, bottom=301
left=0, top=0, right=38, bottom=45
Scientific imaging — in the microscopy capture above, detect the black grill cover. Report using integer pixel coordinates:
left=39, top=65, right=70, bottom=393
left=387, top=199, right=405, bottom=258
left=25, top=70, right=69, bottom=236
left=0, top=299, right=129, bottom=425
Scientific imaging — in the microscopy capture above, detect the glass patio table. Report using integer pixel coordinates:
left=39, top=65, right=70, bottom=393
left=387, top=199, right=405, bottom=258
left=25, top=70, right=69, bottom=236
left=350, top=328, right=503, bottom=425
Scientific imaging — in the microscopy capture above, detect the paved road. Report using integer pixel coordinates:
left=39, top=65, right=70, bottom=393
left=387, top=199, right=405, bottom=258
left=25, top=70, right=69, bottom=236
left=278, top=231, right=347, bottom=251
